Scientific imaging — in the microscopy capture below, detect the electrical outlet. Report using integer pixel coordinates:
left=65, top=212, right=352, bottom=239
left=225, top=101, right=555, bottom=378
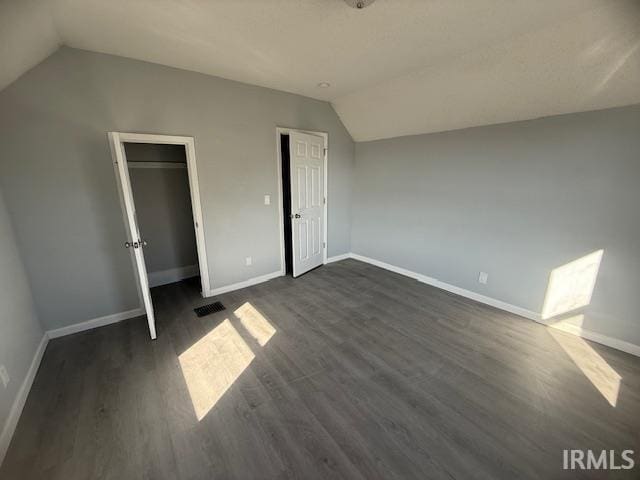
left=264, top=195, right=271, bottom=205
left=0, top=365, right=9, bottom=389
left=245, top=256, right=252, bottom=266
left=478, top=271, right=489, bottom=284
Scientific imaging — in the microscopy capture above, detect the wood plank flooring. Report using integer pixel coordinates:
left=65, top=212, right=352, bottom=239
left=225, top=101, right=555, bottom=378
left=2, top=259, right=639, bottom=479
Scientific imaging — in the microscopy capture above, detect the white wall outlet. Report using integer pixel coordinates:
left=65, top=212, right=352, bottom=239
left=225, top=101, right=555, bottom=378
left=0, top=365, right=9, bottom=388
left=478, top=271, right=489, bottom=284
left=245, top=256, right=252, bottom=266
left=264, top=195, right=271, bottom=205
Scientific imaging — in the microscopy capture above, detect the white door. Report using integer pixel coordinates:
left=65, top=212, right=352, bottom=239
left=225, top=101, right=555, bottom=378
left=108, top=133, right=157, bottom=339
left=289, top=131, right=325, bottom=277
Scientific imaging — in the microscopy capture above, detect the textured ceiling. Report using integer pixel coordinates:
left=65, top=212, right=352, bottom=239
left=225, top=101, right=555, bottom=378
left=1, top=0, right=639, bottom=141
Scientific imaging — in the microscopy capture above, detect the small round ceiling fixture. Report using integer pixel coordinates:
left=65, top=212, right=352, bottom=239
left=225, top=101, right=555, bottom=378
left=344, top=0, right=376, bottom=9
left=317, top=82, right=331, bottom=88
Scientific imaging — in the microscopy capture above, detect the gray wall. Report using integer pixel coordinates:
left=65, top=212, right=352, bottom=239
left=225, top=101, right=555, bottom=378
left=127, top=144, right=198, bottom=274
left=353, top=105, right=640, bottom=346
left=0, top=47, right=354, bottom=330
left=0, top=188, right=44, bottom=449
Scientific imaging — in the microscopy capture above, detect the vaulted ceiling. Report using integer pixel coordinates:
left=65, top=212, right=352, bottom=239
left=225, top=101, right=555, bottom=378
left=2, top=0, right=640, bottom=141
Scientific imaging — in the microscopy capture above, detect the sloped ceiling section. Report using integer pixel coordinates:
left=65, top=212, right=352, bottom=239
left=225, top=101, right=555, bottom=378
left=0, top=0, right=60, bottom=92
left=333, top=1, right=640, bottom=141
left=1, top=0, right=639, bottom=141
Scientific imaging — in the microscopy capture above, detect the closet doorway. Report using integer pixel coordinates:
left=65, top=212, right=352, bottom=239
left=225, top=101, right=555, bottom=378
left=108, top=133, right=210, bottom=339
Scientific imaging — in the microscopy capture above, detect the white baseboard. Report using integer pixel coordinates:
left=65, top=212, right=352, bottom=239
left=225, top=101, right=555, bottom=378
left=1, top=307, right=144, bottom=466
left=350, top=253, right=540, bottom=320
left=326, top=253, right=351, bottom=263
left=347, top=253, right=640, bottom=358
left=537, top=318, right=640, bottom=357
left=204, top=270, right=284, bottom=297
left=2, top=257, right=636, bottom=470
left=148, top=264, right=199, bottom=288
left=46, top=308, right=145, bottom=339
left=0, top=333, right=49, bottom=465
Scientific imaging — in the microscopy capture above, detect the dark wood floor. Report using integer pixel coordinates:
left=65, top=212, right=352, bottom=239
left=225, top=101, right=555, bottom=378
left=2, top=259, right=639, bottom=479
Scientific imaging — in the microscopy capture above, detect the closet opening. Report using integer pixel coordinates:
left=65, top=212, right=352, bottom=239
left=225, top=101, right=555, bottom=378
left=125, top=142, right=200, bottom=288
left=109, top=132, right=210, bottom=339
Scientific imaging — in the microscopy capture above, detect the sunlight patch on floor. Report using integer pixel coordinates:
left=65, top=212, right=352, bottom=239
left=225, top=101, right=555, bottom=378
left=549, top=325, right=621, bottom=407
left=542, top=250, right=603, bottom=320
left=179, top=318, right=255, bottom=420
left=234, top=302, right=276, bottom=346
left=548, top=313, right=586, bottom=335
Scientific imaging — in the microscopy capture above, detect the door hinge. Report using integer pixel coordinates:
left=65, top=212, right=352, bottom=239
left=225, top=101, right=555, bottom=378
left=323, top=242, right=326, bottom=249
left=323, top=148, right=328, bottom=156
left=323, top=197, right=326, bottom=204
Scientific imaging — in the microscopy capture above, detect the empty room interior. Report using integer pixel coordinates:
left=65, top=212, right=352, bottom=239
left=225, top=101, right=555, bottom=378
left=1, top=1, right=640, bottom=479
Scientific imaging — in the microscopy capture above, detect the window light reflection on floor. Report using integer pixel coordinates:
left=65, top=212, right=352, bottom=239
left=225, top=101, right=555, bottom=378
left=234, top=302, right=276, bottom=346
left=549, top=320, right=621, bottom=407
left=178, top=303, right=276, bottom=421
left=542, top=250, right=620, bottom=407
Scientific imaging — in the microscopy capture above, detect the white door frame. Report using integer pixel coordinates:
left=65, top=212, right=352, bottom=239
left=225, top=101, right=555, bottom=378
left=275, top=127, right=328, bottom=274
left=108, top=132, right=212, bottom=306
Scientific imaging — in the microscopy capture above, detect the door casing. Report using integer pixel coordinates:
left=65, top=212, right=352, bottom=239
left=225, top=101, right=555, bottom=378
left=108, top=132, right=211, bottom=339
left=275, top=127, right=328, bottom=275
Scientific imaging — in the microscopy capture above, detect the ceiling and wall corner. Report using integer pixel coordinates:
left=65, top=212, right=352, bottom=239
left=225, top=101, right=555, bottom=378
left=0, top=0, right=61, bottom=92
left=333, top=0, right=640, bottom=140
left=1, top=0, right=639, bottom=142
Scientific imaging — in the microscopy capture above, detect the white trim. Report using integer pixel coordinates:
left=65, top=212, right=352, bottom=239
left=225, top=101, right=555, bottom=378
left=0, top=333, right=48, bottom=465
left=46, top=308, right=144, bottom=339
left=109, top=132, right=212, bottom=328
left=182, top=136, right=211, bottom=298
left=326, top=253, right=351, bottom=263
left=322, top=136, right=328, bottom=265
left=109, top=133, right=158, bottom=339
left=203, top=270, right=284, bottom=297
left=275, top=127, right=329, bottom=275
left=108, top=133, right=147, bottom=324
left=346, top=253, right=640, bottom=357
left=537, top=318, right=640, bottom=357
left=110, top=132, right=211, bottom=296
left=148, top=264, right=199, bottom=288
left=1, top=306, right=146, bottom=465
left=275, top=130, right=286, bottom=275
left=128, top=161, right=187, bottom=169
left=350, top=253, right=540, bottom=320
left=111, top=133, right=192, bottom=144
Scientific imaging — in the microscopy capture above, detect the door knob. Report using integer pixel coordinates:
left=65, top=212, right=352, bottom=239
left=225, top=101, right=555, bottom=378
left=293, top=213, right=301, bottom=218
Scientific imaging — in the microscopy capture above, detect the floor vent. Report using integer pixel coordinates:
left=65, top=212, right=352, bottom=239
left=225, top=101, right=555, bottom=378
left=194, top=301, right=225, bottom=317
